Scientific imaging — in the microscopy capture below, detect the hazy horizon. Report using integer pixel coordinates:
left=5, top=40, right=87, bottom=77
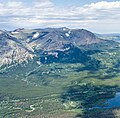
left=0, top=0, right=120, bottom=33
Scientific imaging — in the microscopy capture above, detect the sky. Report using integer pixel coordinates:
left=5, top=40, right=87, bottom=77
left=0, top=0, right=120, bottom=33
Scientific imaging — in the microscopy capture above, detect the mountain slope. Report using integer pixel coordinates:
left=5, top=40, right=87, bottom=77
left=0, top=32, right=34, bottom=66
left=0, top=28, right=120, bottom=118
left=0, top=28, right=115, bottom=67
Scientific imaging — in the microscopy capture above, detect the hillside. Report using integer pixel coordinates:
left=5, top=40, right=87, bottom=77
left=0, top=28, right=117, bottom=66
left=0, top=28, right=120, bottom=118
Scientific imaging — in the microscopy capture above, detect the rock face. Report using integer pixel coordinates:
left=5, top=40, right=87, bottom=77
left=0, top=28, right=106, bottom=66
left=0, top=32, right=34, bottom=66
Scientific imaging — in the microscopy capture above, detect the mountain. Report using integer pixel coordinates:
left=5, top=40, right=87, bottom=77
left=0, top=31, right=34, bottom=66
left=0, top=27, right=116, bottom=66
left=96, top=33, right=120, bottom=43
left=0, top=28, right=120, bottom=118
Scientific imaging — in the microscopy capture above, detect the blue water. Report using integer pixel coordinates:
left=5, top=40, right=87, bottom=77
left=106, top=92, right=120, bottom=108
left=92, top=92, right=120, bottom=109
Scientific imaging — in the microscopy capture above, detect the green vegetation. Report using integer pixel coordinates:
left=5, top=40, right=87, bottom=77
left=0, top=43, right=120, bottom=118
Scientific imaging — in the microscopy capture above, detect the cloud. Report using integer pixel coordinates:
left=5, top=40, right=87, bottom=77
left=85, top=1, right=120, bottom=9
left=0, top=0, right=120, bottom=33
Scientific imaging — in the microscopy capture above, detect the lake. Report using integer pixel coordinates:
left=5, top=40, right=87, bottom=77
left=106, top=92, right=120, bottom=108
left=91, top=92, right=120, bottom=109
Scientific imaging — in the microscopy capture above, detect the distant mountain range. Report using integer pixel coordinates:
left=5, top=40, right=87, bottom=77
left=0, top=28, right=119, bottom=67
left=95, top=33, right=120, bottom=43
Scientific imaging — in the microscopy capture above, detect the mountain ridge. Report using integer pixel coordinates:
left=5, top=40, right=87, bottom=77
left=0, top=28, right=119, bottom=67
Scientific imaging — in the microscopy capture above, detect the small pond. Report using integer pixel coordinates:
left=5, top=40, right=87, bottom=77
left=106, top=92, right=120, bottom=108
left=92, top=92, right=120, bottom=109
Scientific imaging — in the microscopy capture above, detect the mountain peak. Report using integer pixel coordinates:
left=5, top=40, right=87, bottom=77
left=0, top=28, right=109, bottom=66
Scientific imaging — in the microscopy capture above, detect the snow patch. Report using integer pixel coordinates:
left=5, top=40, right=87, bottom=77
left=0, top=31, right=3, bottom=34
left=68, top=30, right=71, bottom=34
left=37, top=61, right=41, bottom=65
left=63, top=28, right=67, bottom=31
left=48, top=52, right=58, bottom=58
left=57, top=47, right=70, bottom=52
left=11, top=31, right=19, bottom=34
left=32, top=32, right=39, bottom=39
left=65, top=33, right=70, bottom=37
left=45, top=57, right=47, bottom=61
left=65, top=30, right=71, bottom=37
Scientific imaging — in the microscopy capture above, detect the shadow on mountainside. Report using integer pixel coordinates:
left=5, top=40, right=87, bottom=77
left=40, top=45, right=101, bottom=72
left=76, top=109, right=117, bottom=118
